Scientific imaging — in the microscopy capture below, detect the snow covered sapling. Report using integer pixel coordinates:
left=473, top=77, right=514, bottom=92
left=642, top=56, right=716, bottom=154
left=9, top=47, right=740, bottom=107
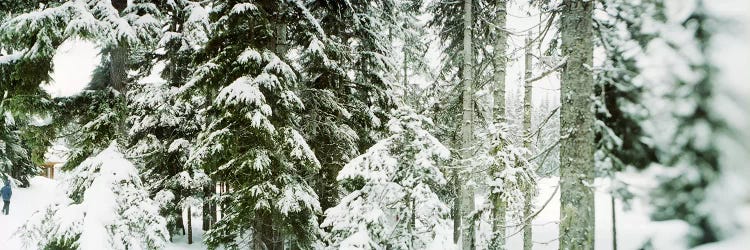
left=322, top=108, right=451, bottom=249
left=476, top=122, right=538, bottom=249
left=17, top=142, right=169, bottom=250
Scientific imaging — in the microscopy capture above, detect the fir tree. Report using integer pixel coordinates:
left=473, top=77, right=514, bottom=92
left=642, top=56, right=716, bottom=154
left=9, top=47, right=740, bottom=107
left=644, top=0, right=729, bottom=246
left=322, top=107, right=451, bottom=249
left=302, top=0, right=394, bottom=216
left=594, top=0, right=658, bottom=201
left=184, top=2, right=324, bottom=248
left=16, top=142, right=169, bottom=250
left=126, top=0, right=210, bottom=240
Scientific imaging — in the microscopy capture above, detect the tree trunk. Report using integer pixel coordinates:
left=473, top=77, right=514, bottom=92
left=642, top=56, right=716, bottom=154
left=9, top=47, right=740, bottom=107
left=110, top=46, right=128, bottom=94
left=459, top=0, right=475, bottom=249
left=402, top=31, right=409, bottom=102
left=489, top=1, right=509, bottom=249
left=175, top=190, right=186, bottom=236
left=203, top=182, right=213, bottom=231
left=187, top=206, right=193, bottom=244
left=110, top=0, right=128, bottom=94
left=453, top=172, right=461, bottom=244
left=522, top=33, right=534, bottom=250
left=612, top=196, right=618, bottom=250
left=559, top=1, right=595, bottom=249
left=491, top=0, right=508, bottom=121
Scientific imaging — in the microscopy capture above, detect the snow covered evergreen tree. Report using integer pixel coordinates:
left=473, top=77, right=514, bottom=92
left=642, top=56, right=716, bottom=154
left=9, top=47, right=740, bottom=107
left=0, top=98, right=36, bottom=187
left=475, top=122, right=537, bottom=249
left=0, top=0, right=162, bottom=170
left=641, top=0, right=740, bottom=246
left=16, top=142, right=169, bottom=250
left=126, top=0, right=209, bottom=241
left=184, top=2, right=325, bottom=248
left=0, top=1, right=63, bottom=187
left=302, top=0, right=394, bottom=215
left=594, top=0, right=658, bottom=202
left=428, top=0, right=516, bottom=247
left=127, top=82, right=208, bottom=241
left=322, top=107, right=451, bottom=249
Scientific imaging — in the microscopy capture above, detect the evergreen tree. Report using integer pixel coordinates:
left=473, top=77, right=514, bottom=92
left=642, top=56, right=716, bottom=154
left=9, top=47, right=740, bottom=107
left=302, top=0, right=394, bottom=216
left=184, top=2, right=325, bottom=248
left=322, top=108, right=451, bottom=249
left=594, top=0, right=659, bottom=205
left=16, top=142, right=169, bottom=250
left=126, top=0, right=210, bottom=240
left=0, top=1, right=61, bottom=187
left=643, top=0, right=731, bottom=246
left=0, top=97, right=36, bottom=187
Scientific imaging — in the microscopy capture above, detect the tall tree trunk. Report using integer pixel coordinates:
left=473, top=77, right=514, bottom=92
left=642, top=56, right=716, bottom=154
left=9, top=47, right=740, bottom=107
left=459, top=0, right=475, bottom=249
left=187, top=206, right=193, bottom=244
left=109, top=0, right=129, bottom=138
left=110, top=46, right=128, bottom=94
left=489, top=1, right=508, bottom=249
left=402, top=43, right=409, bottom=102
left=612, top=196, right=618, bottom=250
left=559, top=1, right=595, bottom=249
left=203, top=182, right=213, bottom=231
left=522, top=33, right=534, bottom=250
left=110, top=0, right=128, bottom=94
left=175, top=189, right=186, bottom=236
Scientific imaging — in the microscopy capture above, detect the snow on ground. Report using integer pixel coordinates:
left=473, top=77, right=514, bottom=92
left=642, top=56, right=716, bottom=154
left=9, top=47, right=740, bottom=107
left=0, top=176, right=207, bottom=250
left=498, top=176, right=687, bottom=250
left=1, top=176, right=689, bottom=250
left=0, top=177, right=59, bottom=249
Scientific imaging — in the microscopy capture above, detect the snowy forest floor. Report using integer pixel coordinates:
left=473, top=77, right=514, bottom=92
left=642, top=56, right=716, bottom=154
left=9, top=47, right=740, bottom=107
left=0, top=177, right=208, bottom=249
left=0, top=176, right=687, bottom=249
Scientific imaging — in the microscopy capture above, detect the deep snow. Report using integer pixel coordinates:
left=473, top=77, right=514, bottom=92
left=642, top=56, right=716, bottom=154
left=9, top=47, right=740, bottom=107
left=0, top=177, right=207, bottom=250
left=0, top=175, right=687, bottom=250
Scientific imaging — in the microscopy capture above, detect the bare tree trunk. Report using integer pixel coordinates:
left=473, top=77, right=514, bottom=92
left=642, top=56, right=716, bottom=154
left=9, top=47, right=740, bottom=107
left=489, top=1, right=509, bottom=249
left=110, top=46, right=128, bottom=94
left=175, top=190, right=185, bottom=236
left=459, top=0, right=475, bottom=249
left=109, top=0, right=128, bottom=94
left=403, top=44, right=409, bottom=102
left=522, top=33, right=534, bottom=250
left=187, top=206, right=193, bottom=244
left=612, top=196, right=618, bottom=250
left=203, top=182, right=213, bottom=231
left=453, top=172, right=461, bottom=244
left=559, top=1, right=595, bottom=249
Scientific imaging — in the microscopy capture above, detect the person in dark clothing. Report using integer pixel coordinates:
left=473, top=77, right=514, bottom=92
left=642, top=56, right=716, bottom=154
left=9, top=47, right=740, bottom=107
left=1, top=181, right=11, bottom=215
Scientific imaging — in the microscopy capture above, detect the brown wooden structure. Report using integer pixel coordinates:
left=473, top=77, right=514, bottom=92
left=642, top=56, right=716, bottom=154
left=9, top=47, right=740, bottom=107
left=39, top=162, right=62, bottom=179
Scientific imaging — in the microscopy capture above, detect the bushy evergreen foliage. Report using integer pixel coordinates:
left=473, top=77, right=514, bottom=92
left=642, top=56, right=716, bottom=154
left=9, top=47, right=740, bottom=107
left=322, top=108, right=451, bottom=249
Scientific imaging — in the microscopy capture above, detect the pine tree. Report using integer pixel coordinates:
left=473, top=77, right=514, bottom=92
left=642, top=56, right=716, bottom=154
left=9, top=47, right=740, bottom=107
left=322, top=108, right=451, bottom=249
left=126, top=0, right=210, bottom=240
left=593, top=0, right=659, bottom=211
left=0, top=0, right=161, bottom=170
left=0, top=1, right=64, bottom=187
left=184, top=2, right=324, bottom=248
left=0, top=96, right=36, bottom=187
left=644, top=0, right=729, bottom=246
left=302, top=0, right=394, bottom=217
left=488, top=2, right=509, bottom=244
left=559, top=0, right=595, bottom=249
left=127, top=82, right=209, bottom=241
left=428, top=0, right=506, bottom=247
left=16, top=142, right=169, bottom=250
